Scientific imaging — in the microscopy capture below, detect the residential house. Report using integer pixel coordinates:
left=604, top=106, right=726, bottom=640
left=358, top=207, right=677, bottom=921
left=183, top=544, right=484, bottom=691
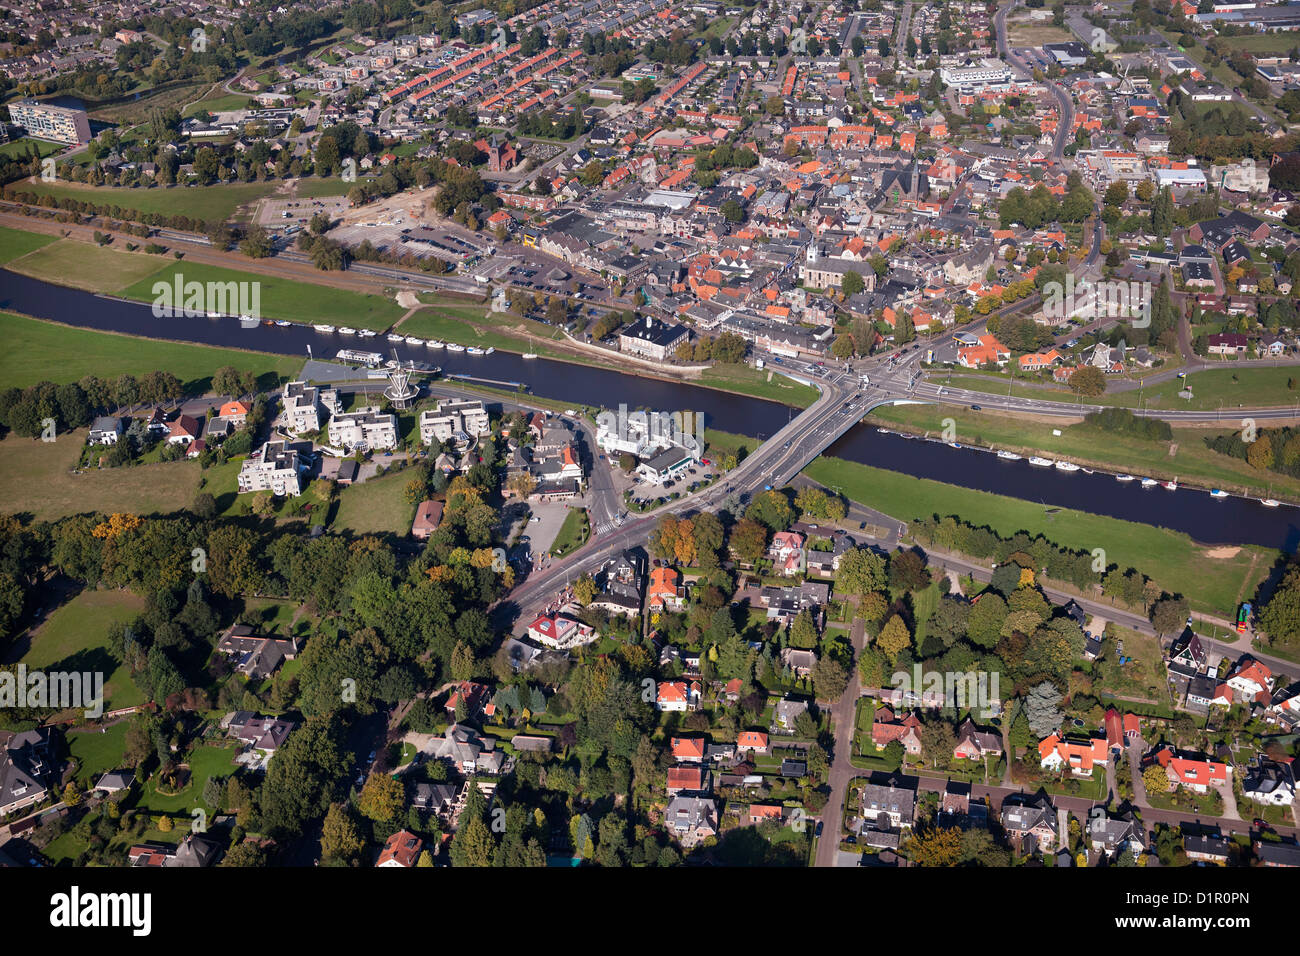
left=1088, top=807, right=1146, bottom=858
left=871, top=706, right=923, bottom=755
left=0, top=729, right=55, bottom=817
left=664, top=795, right=717, bottom=847
left=87, top=416, right=125, bottom=445
left=953, top=716, right=1003, bottom=760
left=1242, top=757, right=1295, bottom=806
left=736, top=731, right=770, bottom=755
left=860, top=779, right=916, bottom=830
left=430, top=724, right=504, bottom=774
left=1038, top=734, right=1109, bottom=776
left=1002, top=794, right=1057, bottom=854
left=377, top=830, right=423, bottom=867
left=215, top=624, right=299, bottom=680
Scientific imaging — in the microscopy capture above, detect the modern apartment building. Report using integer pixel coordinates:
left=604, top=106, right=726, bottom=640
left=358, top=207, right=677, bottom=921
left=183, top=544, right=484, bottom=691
left=237, top=440, right=309, bottom=496
left=419, top=399, right=490, bottom=447
left=9, top=99, right=91, bottom=144
left=280, top=381, right=340, bottom=435
left=328, top=407, right=399, bottom=451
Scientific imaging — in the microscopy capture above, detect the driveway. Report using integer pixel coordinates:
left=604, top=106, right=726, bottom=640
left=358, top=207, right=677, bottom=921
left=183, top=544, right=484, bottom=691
left=814, top=613, right=866, bottom=867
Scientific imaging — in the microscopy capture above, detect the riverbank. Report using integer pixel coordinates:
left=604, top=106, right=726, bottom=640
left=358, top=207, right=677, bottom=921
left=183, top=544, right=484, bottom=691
left=0, top=310, right=301, bottom=390
left=868, top=403, right=1300, bottom=501
left=804, top=455, right=1275, bottom=616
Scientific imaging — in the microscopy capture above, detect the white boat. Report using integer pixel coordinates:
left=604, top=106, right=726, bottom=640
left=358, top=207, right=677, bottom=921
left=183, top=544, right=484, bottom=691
left=1028, top=456, right=1054, bottom=467
left=387, top=333, right=405, bottom=343
left=877, top=428, right=892, bottom=435
left=1162, top=480, right=1177, bottom=491
left=1055, top=461, right=1080, bottom=472
left=1140, top=478, right=1158, bottom=488
left=996, top=450, right=1022, bottom=461
left=1080, top=468, right=1094, bottom=475
left=1261, top=498, right=1281, bottom=508
left=239, top=314, right=258, bottom=328
left=1210, top=489, right=1228, bottom=499
left=484, top=347, right=496, bottom=355
left=522, top=352, right=538, bottom=359
left=947, top=441, right=962, bottom=449
left=358, top=329, right=378, bottom=338
left=275, top=320, right=292, bottom=327
left=206, top=311, right=223, bottom=319
left=427, top=340, right=445, bottom=349
left=1116, top=474, right=1136, bottom=482
left=446, top=343, right=466, bottom=352
left=405, top=336, right=425, bottom=346
left=313, top=324, right=336, bottom=333
left=466, top=346, right=485, bottom=355
left=338, top=327, right=357, bottom=335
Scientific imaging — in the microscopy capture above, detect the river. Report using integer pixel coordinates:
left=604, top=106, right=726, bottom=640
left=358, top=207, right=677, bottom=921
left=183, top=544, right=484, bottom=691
left=2, top=267, right=1297, bottom=552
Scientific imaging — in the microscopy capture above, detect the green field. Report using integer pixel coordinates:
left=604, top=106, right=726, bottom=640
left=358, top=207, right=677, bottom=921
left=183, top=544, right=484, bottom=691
left=550, top=506, right=590, bottom=557
left=68, top=721, right=130, bottom=787
left=0, top=311, right=301, bottom=390
left=698, top=364, right=819, bottom=408
left=0, top=138, right=65, bottom=161
left=14, top=179, right=281, bottom=223
left=0, top=224, right=57, bottom=263
left=939, top=365, right=1300, bottom=411
left=120, top=261, right=407, bottom=331
left=331, top=467, right=417, bottom=534
left=183, top=92, right=257, bottom=117
left=136, top=742, right=238, bottom=814
left=6, top=238, right=168, bottom=293
left=869, top=404, right=1300, bottom=499
left=0, top=428, right=201, bottom=521
left=19, top=589, right=146, bottom=712
left=1219, top=34, right=1300, bottom=55
left=803, top=456, right=1273, bottom=616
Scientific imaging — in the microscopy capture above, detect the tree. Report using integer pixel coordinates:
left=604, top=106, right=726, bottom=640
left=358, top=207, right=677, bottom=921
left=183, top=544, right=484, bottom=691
left=321, top=802, right=366, bottom=863
left=1143, top=764, right=1170, bottom=794
left=909, top=826, right=963, bottom=866
left=842, top=270, right=865, bottom=297
left=1150, top=595, right=1190, bottom=636
left=1068, top=366, right=1107, bottom=397
left=831, top=333, right=856, bottom=359
left=358, top=773, right=405, bottom=823
left=877, top=614, right=912, bottom=663
left=574, top=574, right=598, bottom=605
left=837, top=548, right=888, bottom=595
left=812, top=656, right=849, bottom=700
left=1025, top=681, right=1064, bottom=738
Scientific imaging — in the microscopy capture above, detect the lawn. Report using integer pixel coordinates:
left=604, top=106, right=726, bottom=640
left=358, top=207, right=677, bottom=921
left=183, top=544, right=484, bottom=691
left=550, top=506, right=590, bottom=557
left=183, top=92, right=256, bottom=117
left=939, top=364, right=1300, bottom=412
left=0, top=225, right=57, bottom=264
left=19, top=589, right=145, bottom=712
left=5, top=238, right=168, bottom=293
left=120, top=261, right=407, bottom=331
left=136, top=742, right=239, bottom=814
left=67, top=722, right=130, bottom=787
left=697, top=364, right=819, bottom=408
left=13, top=179, right=281, bottom=224
left=1095, top=625, right=1171, bottom=706
left=803, top=455, right=1274, bottom=616
left=0, top=311, right=301, bottom=390
left=868, top=404, right=1300, bottom=499
left=397, top=307, right=579, bottom=359
left=331, top=467, right=417, bottom=534
left=0, top=429, right=201, bottom=522
left=0, top=138, right=65, bottom=162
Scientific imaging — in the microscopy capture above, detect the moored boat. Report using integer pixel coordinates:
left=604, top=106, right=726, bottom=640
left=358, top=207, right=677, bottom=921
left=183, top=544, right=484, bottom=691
left=996, top=450, right=1021, bottom=461
left=387, top=333, right=405, bottom=343
left=405, top=336, right=425, bottom=346
left=1210, top=489, right=1228, bottom=499
left=446, top=343, right=466, bottom=352
left=338, top=327, right=357, bottom=335
left=313, top=324, right=336, bottom=333
left=1261, top=498, right=1281, bottom=508
left=1055, top=461, right=1080, bottom=472
left=1116, top=474, right=1136, bottom=482
left=522, top=352, right=538, bottom=359
left=1162, top=480, right=1177, bottom=491
left=1028, top=456, right=1053, bottom=467
left=1140, top=478, right=1158, bottom=488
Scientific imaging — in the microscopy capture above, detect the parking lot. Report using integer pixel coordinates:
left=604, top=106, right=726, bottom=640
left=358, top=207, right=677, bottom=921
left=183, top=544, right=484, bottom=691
left=628, top=461, right=718, bottom=507
left=521, top=499, right=578, bottom=561
left=255, top=196, right=349, bottom=231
